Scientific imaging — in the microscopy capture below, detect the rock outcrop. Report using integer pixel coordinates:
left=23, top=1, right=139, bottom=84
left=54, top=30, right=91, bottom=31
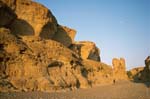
left=70, top=41, right=101, bottom=62
left=0, top=27, right=89, bottom=92
left=112, top=58, right=128, bottom=81
left=0, top=0, right=109, bottom=92
left=127, top=56, right=150, bottom=82
left=2, top=0, right=57, bottom=38
left=1, top=0, right=77, bottom=46
left=83, top=60, right=113, bottom=86
left=2, top=0, right=145, bottom=93
left=127, top=67, right=144, bottom=81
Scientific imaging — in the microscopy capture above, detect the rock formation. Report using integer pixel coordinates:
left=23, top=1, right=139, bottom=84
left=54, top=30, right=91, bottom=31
left=70, top=41, right=101, bottom=61
left=2, top=0, right=57, bottom=38
left=127, top=67, right=144, bottom=81
left=0, top=0, right=104, bottom=92
left=0, top=27, right=90, bottom=92
left=1, top=0, right=148, bottom=93
left=112, top=58, right=128, bottom=81
left=83, top=60, right=113, bottom=86
left=127, top=56, right=150, bottom=82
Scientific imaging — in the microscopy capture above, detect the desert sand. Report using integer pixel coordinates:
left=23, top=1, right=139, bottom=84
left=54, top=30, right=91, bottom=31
left=0, top=81, right=150, bottom=99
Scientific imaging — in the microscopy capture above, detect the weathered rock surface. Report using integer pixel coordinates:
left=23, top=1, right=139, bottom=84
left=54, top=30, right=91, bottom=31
left=112, top=58, right=128, bottom=81
left=0, top=28, right=90, bottom=92
left=1, top=0, right=57, bottom=38
left=70, top=41, right=101, bottom=61
left=52, top=25, right=76, bottom=47
left=1, top=0, right=143, bottom=93
left=83, top=60, right=113, bottom=86
left=127, top=67, right=144, bottom=81
left=127, top=56, right=150, bottom=82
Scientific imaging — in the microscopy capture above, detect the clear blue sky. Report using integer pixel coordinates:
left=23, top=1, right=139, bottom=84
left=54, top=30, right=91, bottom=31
left=36, top=0, right=150, bottom=70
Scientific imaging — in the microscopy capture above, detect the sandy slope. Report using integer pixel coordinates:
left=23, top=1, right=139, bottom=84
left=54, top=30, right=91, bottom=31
left=0, top=81, right=150, bottom=99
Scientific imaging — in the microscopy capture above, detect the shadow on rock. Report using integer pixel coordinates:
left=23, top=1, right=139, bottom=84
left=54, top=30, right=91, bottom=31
left=10, top=19, right=34, bottom=36
left=52, top=25, right=76, bottom=47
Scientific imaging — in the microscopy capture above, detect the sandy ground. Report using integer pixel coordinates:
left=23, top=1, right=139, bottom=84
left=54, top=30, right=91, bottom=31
left=0, top=81, right=150, bottom=99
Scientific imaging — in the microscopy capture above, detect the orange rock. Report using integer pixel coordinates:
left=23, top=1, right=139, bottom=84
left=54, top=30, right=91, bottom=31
left=70, top=41, right=100, bottom=61
left=2, top=0, right=57, bottom=39
left=112, top=58, right=128, bottom=81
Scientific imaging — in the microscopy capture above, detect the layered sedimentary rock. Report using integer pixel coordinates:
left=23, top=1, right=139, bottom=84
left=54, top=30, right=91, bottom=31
left=112, top=58, right=128, bottom=81
left=0, top=28, right=89, bottom=92
left=70, top=41, right=101, bottom=61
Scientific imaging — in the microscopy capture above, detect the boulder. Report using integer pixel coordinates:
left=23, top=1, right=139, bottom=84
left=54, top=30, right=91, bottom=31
left=112, top=58, right=128, bottom=81
left=0, top=1, right=17, bottom=27
left=70, top=41, right=100, bottom=61
left=52, top=25, right=76, bottom=47
left=1, top=0, right=57, bottom=39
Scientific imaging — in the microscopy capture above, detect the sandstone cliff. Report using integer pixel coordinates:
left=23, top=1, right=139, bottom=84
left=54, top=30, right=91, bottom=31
left=0, top=0, right=148, bottom=93
left=0, top=0, right=106, bottom=92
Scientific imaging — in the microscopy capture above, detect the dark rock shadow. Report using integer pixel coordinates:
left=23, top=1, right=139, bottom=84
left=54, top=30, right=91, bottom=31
left=10, top=19, right=34, bottom=36
left=52, top=26, right=72, bottom=47
left=69, top=44, right=84, bottom=56
left=0, top=1, right=17, bottom=27
left=40, top=22, right=56, bottom=39
left=128, top=70, right=150, bottom=88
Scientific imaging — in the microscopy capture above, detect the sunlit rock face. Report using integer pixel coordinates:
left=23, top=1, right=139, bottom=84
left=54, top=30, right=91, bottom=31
left=82, top=60, right=113, bottom=86
left=1, top=0, right=139, bottom=93
left=70, top=41, right=101, bottom=62
left=112, top=58, right=128, bottom=81
left=0, top=27, right=90, bottom=92
left=2, top=0, right=58, bottom=38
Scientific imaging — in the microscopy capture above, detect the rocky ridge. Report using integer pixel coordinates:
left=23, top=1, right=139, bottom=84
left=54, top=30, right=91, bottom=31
left=0, top=0, right=149, bottom=92
left=127, top=56, right=150, bottom=82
